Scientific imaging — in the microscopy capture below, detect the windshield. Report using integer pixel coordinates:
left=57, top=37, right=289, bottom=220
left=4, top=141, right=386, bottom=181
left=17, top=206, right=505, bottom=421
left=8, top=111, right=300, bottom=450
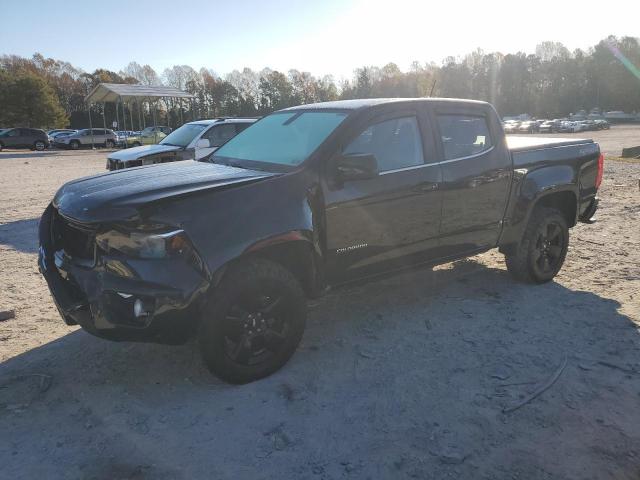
left=160, top=124, right=207, bottom=147
left=212, top=111, right=347, bottom=167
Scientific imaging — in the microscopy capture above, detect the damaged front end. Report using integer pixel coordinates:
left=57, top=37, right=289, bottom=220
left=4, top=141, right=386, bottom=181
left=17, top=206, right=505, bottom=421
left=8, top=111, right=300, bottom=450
left=38, top=204, right=209, bottom=344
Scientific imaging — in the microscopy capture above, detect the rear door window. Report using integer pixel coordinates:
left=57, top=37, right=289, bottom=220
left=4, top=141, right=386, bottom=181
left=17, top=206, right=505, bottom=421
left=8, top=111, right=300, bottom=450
left=436, top=115, right=493, bottom=160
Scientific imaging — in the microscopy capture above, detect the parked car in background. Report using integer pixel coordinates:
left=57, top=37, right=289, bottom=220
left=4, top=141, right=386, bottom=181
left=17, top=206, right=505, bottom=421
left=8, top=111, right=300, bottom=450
left=539, top=120, right=561, bottom=133
left=55, top=128, right=117, bottom=149
left=115, top=131, right=141, bottom=147
left=40, top=98, right=602, bottom=383
left=574, top=122, right=590, bottom=132
left=0, top=127, right=49, bottom=151
left=138, top=125, right=172, bottom=145
left=581, top=120, right=598, bottom=131
left=106, top=118, right=256, bottom=170
left=47, top=129, right=76, bottom=143
left=503, top=121, right=520, bottom=133
left=517, top=121, right=539, bottom=133
left=49, top=130, right=77, bottom=145
left=558, top=121, right=578, bottom=133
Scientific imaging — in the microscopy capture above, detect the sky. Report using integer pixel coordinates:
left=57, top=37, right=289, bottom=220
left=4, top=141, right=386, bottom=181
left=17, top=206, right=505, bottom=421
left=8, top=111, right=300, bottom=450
left=1, top=0, right=638, bottom=81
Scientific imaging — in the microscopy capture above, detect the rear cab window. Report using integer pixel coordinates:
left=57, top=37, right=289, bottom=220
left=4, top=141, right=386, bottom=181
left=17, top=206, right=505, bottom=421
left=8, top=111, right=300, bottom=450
left=436, top=114, right=493, bottom=160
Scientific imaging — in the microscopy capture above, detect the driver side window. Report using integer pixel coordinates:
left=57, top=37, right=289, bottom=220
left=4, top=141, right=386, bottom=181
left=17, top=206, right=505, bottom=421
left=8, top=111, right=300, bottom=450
left=343, top=116, right=424, bottom=172
left=203, top=124, right=237, bottom=147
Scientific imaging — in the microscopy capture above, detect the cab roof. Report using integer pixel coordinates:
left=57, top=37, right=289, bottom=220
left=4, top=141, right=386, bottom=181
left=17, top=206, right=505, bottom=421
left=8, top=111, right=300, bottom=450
left=188, top=117, right=258, bottom=126
left=281, top=97, right=491, bottom=112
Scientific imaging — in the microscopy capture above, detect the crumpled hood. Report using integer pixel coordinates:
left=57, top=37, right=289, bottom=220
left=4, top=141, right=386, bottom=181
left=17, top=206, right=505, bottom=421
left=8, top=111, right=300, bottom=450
left=107, top=144, right=181, bottom=162
left=53, top=161, right=276, bottom=223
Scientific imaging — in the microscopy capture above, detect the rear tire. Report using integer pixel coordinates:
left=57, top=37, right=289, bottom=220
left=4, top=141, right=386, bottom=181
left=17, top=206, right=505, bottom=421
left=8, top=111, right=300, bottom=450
left=199, top=258, right=306, bottom=384
left=0, top=142, right=3, bottom=152
left=505, top=207, right=569, bottom=283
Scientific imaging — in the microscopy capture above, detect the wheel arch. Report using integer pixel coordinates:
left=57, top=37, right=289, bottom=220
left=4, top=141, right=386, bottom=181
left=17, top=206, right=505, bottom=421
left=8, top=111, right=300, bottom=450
left=211, top=231, right=323, bottom=298
left=499, top=174, right=579, bottom=252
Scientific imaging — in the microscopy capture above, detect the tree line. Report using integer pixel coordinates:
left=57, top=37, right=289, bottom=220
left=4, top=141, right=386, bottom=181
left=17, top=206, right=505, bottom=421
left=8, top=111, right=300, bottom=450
left=1, top=35, right=639, bottom=130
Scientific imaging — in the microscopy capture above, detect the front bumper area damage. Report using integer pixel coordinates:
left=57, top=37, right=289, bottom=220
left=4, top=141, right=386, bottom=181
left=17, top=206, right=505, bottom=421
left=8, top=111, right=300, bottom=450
left=38, top=205, right=208, bottom=344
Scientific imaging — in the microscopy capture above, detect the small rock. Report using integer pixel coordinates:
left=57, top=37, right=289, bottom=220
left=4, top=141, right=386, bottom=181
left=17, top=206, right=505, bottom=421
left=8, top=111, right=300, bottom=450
left=0, top=310, right=15, bottom=322
left=490, top=367, right=511, bottom=381
left=433, top=449, right=469, bottom=465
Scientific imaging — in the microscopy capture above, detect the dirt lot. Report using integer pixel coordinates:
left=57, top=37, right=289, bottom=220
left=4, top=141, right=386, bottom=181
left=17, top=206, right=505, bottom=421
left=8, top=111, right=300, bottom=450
left=1, top=127, right=639, bottom=479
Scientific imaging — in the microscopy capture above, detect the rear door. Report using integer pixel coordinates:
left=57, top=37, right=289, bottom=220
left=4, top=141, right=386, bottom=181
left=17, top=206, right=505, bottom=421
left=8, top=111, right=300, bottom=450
left=432, top=106, right=512, bottom=255
left=323, top=107, right=442, bottom=283
left=93, top=129, right=106, bottom=145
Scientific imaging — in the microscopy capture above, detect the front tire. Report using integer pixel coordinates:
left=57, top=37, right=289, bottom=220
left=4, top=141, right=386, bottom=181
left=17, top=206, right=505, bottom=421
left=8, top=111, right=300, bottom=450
left=34, top=141, right=46, bottom=151
left=70, top=140, right=80, bottom=150
left=505, top=207, right=569, bottom=283
left=105, top=139, right=115, bottom=149
left=199, top=258, right=307, bottom=384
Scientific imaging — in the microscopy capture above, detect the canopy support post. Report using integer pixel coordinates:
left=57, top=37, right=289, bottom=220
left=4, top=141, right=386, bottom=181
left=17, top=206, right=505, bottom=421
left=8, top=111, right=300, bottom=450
left=128, top=101, right=134, bottom=134
left=102, top=103, right=107, bottom=145
left=152, top=101, right=158, bottom=144
left=115, top=99, right=120, bottom=133
left=120, top=97, right=127, bottom=142
left=88, top=102, right=95, bottom=149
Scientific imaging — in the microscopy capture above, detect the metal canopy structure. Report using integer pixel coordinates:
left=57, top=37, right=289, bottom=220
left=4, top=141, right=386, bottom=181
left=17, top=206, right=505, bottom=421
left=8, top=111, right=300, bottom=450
left=85, top=83, right=194, bottom=104
left=83, top=83, right=195, bottom=149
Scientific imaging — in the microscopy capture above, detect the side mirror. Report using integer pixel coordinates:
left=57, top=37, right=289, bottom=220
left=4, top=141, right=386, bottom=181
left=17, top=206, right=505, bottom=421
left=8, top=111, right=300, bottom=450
left=336, top=153, right=379, bottom=181
left=196, top=138, right=211, bottom=149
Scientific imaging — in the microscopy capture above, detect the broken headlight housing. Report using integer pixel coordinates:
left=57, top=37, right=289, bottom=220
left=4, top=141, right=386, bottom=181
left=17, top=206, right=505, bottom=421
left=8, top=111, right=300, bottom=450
left=96, top=228, right=194, bottom=259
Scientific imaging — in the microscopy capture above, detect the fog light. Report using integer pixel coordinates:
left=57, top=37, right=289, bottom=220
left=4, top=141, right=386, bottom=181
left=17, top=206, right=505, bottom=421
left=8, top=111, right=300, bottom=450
left=133, top=298, right=150, bottom=318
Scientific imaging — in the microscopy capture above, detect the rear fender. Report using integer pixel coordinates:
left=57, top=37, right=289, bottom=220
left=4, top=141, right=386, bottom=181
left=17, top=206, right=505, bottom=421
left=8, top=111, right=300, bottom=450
left=499, top=165, right=578, bottom=248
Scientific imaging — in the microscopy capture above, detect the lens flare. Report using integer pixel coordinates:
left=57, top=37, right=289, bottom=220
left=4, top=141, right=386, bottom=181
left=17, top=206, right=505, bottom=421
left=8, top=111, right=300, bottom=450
left=606, top=39, right=640, bottom=81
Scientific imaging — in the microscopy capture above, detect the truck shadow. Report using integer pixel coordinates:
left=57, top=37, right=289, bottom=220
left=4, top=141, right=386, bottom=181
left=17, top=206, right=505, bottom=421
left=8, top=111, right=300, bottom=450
left=0, top=218, right=40, bottom=254
left=1, top=258, right=639, bottom=479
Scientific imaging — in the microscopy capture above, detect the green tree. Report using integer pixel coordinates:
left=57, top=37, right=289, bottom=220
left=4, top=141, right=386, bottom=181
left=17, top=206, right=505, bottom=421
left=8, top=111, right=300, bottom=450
left=0, top=71, right=68, bottom=128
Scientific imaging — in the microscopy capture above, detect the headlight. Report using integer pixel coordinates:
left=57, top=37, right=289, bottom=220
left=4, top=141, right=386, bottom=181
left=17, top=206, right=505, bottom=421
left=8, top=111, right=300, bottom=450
left=96, top=228, right=193, bottom=259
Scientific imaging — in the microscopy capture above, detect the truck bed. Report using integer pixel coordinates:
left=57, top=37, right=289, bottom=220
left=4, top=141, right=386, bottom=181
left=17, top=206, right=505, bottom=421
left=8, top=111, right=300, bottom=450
left=506, top=135, right=594, bottom=152
left=506, top=135, right=599, bottom=168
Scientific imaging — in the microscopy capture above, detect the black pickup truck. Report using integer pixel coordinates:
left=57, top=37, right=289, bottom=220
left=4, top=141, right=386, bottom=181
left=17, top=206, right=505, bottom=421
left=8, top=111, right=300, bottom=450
left=39, top=98, right=602, bottom=383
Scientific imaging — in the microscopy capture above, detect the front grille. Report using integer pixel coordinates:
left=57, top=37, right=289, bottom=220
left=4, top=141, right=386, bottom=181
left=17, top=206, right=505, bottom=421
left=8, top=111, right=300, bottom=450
left=51, top=209, right=97, bottom=260
left=107, top=158, right=142, bottom=171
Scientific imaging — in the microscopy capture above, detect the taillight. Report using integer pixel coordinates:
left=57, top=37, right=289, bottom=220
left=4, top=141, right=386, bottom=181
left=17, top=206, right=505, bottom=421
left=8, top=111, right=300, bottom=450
left=595, top=153, right=604, bottom=189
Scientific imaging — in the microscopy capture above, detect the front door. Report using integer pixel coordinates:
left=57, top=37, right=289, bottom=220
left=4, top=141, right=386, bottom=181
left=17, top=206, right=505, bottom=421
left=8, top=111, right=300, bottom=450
left=323, top=110, right=442, bottom=283
left=6, top=129, right=24, bottom=147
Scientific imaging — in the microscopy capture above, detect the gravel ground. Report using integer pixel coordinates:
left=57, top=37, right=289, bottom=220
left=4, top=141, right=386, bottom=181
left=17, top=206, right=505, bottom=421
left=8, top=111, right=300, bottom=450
left=0, top=128, right=639, bottom=479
